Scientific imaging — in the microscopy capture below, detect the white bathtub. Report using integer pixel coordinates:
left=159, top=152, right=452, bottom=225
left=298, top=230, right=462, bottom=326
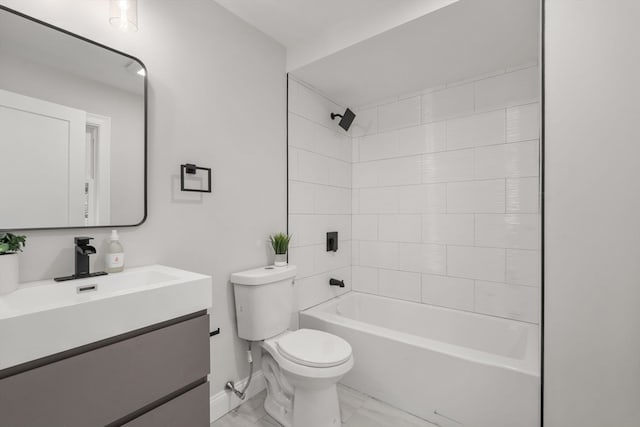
left=300, top=292, right=540, bottom=427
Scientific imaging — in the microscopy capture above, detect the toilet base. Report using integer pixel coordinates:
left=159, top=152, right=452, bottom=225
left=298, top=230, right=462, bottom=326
left=264, top=392, right=291, bottom=427
left=263, top=384, right=341, bottom=427
left=261, top=349, right=346, bottom=427
left=291, top=382, right=341, bottom=427
left=262, top=352, right=293, bottom=427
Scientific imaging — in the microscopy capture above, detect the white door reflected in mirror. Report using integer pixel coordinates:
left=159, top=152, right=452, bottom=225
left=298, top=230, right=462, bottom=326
left=0, top=89, right=86, bottom=228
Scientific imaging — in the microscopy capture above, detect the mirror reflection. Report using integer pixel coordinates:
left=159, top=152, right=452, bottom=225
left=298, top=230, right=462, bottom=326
left=0, top=9, right=146, bottom=230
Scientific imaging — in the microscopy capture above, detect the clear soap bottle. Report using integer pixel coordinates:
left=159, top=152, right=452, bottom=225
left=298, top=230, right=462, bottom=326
left=105, top=230, right=125, bottom=273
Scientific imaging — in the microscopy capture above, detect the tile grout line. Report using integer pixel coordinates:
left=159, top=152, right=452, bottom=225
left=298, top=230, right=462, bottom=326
left=356, top=137, right=540, bottom=165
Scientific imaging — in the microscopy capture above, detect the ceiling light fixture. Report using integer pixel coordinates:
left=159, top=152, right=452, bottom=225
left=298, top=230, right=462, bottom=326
left=109, top=0, right=138, bottom=32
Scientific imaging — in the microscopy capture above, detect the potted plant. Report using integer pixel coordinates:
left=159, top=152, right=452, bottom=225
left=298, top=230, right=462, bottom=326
left=269, top=233, right=291, bottom=267
left=0, top=233, right=26, bottom=295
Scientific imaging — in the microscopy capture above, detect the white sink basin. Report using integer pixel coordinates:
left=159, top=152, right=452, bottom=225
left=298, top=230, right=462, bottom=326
left=0, top=265, right=212, bottom=371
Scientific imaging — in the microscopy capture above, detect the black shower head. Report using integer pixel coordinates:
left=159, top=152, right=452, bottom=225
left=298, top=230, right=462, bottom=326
left=331, top=108, right=356, bottom=131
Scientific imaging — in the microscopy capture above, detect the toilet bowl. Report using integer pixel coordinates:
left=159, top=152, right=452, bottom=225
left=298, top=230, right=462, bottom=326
left=230, top=265, right=354, bottom=427
left=260, top=329, right=354, bottom=427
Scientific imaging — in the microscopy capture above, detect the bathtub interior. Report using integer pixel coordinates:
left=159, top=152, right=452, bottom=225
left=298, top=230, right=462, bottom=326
left=303, top=291, right=540, bottom=374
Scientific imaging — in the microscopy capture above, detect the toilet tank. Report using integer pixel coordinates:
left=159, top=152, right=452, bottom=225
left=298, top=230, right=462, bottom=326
left=230, top=265, right=296, bottom=341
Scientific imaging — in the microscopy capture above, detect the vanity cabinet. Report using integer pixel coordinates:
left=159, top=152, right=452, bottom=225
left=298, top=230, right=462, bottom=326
left=0, top=312, right=210, bottom=427
left=124, top=382, right=209, bottom=427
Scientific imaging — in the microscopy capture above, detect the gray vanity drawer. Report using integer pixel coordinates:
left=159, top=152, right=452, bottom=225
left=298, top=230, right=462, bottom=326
left=124, top=382, right=209, bottom=427
left=0, top=314, right=209, bottom=427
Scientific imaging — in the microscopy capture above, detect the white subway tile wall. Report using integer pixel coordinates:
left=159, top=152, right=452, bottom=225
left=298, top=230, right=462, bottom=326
left=378, top=269, right=421, bottom=302
left=288, top=78, right=352, bottom=310
left=289, top=66, right=540, bottom=323
left=421, top=275, right=475, bottom=311
left=350, top=65, right=541, bottom=323
left=378, top=96, right=422, bottom=133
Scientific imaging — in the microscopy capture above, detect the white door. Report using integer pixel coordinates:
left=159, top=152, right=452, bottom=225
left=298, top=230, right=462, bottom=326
left=0, top=89, right=86, bottom=228
left=85, top=114, right=112, bottom=226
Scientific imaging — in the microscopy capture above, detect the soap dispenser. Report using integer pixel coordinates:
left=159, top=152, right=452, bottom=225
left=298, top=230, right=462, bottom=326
left=105, top=230, right=125, bottom=273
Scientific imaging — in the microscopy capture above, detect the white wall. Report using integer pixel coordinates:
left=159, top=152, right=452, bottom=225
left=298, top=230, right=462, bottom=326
left=545, top=1, right=640, bottom=426
left=288, top=77, right=352, bottom=313
left=0, top=0, right=286, bottom=409
left=350, top=65, right=541, bottom=323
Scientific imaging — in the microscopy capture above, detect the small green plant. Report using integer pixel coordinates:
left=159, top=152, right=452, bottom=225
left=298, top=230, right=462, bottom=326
left=0, top=233, right=26, bottom=255
left=269, top=233, right=291, bottom=255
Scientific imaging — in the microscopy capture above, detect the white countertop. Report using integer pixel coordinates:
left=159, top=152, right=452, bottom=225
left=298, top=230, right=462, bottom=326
left=0, top=265, right=212, bottom=371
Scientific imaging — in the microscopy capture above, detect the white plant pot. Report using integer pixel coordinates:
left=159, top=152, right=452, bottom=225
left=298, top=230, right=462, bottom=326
left=0, top=253, right=20, bottom=295
left=274, top=253, right=287, bottom=267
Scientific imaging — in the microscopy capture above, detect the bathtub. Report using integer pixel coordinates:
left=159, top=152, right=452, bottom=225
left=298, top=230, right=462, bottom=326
left=300, top=292, right=540, bottom=427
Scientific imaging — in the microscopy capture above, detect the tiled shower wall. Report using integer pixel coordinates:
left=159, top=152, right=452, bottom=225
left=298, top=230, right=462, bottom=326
left=351, top=65, right=541, bottom=323
left=288, top=65, right=540, bottom=324
left=288, top=78, right=352, bottom=311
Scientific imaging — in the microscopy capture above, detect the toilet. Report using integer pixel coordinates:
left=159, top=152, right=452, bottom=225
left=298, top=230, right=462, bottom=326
left=230, top=265, right=353, bottom=427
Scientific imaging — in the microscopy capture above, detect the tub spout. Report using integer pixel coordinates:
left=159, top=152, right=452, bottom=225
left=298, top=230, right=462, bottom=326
left=330, top=278, right=345, bottom=288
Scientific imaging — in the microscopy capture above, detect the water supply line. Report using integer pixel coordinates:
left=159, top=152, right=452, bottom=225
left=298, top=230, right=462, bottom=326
left=225, top=341, right=253, bottom=400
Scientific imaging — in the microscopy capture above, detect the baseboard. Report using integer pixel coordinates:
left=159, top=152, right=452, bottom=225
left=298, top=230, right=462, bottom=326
left=209, top=370, right=266, bottom=423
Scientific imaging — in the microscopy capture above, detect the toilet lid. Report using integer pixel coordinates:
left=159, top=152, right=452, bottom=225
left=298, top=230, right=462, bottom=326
left=276, top=329, right=352, bottom=368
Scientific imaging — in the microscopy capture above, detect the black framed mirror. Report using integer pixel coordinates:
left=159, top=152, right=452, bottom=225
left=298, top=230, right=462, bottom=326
left=0, top=5, right=147, bottom=231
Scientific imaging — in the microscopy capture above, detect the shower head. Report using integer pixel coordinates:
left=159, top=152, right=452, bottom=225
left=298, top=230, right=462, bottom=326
left=331, top=108, right=356, bottom=132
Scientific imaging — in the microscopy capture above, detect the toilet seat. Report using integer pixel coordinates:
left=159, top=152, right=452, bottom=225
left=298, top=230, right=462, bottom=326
left=276, top=329, right=352, bottom=368
left=262, top=330, right=354, bottom=379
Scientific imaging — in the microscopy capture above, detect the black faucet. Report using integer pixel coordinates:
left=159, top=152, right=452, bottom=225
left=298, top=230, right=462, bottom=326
left=329, top=278, right=345, bottom=288
left=54, top=237, right=107, bottom=282
left=75, top=237, right=96, bottom=277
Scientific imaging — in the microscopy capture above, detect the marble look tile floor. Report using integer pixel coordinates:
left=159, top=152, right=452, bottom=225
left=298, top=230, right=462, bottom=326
left=211, top=384, right=437, bottom=427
